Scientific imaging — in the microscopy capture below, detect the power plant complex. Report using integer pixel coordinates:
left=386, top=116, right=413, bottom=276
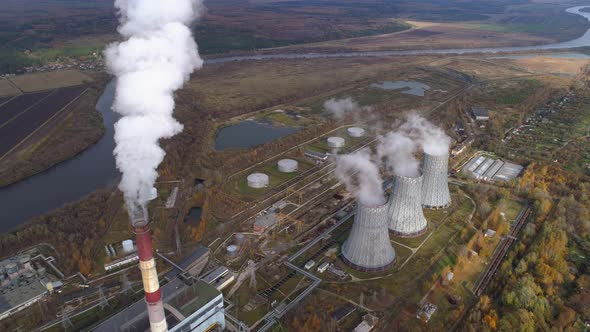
left=342, top=149, right=451, bottom=272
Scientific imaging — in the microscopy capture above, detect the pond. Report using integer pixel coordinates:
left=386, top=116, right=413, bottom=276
left=185, top=207, right=202, bottom=225
left=214, top=119, right=300, bottom=151
left=370, top=80, right=431, bottom=96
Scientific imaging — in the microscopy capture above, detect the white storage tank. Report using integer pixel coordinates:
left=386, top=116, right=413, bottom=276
left=122, top=239, right=135, bottom=254
left=347, top=127, right=365, bottom=138
left=247, top=173, right=270, bottom=188
left=327, top=136, right=345, bottom=148
left=227, top=245, right=239, bottom=257
left=277, top=159, right=298, bottom=173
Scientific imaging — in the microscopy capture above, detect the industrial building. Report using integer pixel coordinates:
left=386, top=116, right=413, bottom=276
left=0, top=254, right=55, bottom=320
left=304, top=149, right=329, bottom=162
left=421, top=152, right=451, bottom=209
left=341, top=202, right=396, bottom=272
left=277, top=159, right=298, bottom=173
left=347, top=127, right=365, bottom=138
left=327, top=136, right=345, bottom=148
left=201, top=266, right=235, bottom=291
left=93, top=278, right=225, bottom=332
left=253, top=213, right=278, bottom=232
left=388, top=175, right=428, bottom=237
left=463, top=155, right=523, bottom=182
left=164, top=245, right=210, bottom=281
left=247, top=173, right=270, bottom=188
left=470, top=107, right=489, bottom=121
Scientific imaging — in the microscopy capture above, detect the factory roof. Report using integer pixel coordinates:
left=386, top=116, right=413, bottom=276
left=254, top=213, right=278, bottom=229
left=0, top=280, right=48, bottom=316
left=201, top=266, right=229, bottom=284
left=93, top=278, right=221, bottom=331
left=470, top=107, right=489, bottom=117
left=493, top=162, right=523, bottom=181
left=167, top=280, right=220, bottom=317
left=164, top=245, right=209, bottom=280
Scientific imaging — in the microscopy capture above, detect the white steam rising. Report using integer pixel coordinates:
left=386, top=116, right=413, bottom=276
left=105, top=0, right=204, bottom=220
left=335, top=149, right=385, bottom=206
left=400, top=113, right=451, bottom=156
left=324, top=97, right=367, bottom=120
left=377, top=131, right=420, bottom=178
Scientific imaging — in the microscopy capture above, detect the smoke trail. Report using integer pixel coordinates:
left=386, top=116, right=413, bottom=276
left=105, top=0, right=204, bottom=220
left=377, top=131, right=420, bottom=177
left=324, top=97, right=368, bottom=120
left=335, top=149, right=385, bottom=206
left=400, top=112, right=451, bottom=156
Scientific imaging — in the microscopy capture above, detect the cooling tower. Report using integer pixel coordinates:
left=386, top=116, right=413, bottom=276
left=342, top=201, right=396, bottom=272
left=421, top=152, right=451, bottom=209
left=388, top=175, right=428, bottom=237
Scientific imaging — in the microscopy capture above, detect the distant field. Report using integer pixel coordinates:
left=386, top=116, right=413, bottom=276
left=9, top=70, right=93, bottom=92
left=0, top=85, right=87, bottom=158
left=0, top=79, right=20, bottom=96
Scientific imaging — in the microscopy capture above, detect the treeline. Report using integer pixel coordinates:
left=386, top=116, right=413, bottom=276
left=461, top=164, right=590, bottom=331
left=0, top=191, right=111, bottom=274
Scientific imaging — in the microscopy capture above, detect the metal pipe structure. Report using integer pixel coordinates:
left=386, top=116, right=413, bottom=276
left=421, top=152, right=451, bottom=209
left=341, top=201, right=396, bottom=272
left=388, top=174, right=428, bottom=237
left=132, top=214, right=167, bottom=332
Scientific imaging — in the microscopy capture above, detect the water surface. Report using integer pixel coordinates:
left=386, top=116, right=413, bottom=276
left=0, top=82, right=119, bottom=232
left=215, top=120, right=300, bottom=151
left=370, top=80, right=430, bottom=96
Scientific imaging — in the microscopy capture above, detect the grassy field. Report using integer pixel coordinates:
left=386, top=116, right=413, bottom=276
left=0, top=79, right=20, bottom=96
left=290, top=188, right=477, bottom=330
left=9, top=70, right=93, bottom=92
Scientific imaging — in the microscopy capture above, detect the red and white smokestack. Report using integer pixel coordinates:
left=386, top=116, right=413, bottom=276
left=133, top=219, right=167, bottom=332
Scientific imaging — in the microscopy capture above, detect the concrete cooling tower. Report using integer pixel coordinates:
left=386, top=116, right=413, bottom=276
left=388, top=175, right=428, bottom=237
left=421, top=152, right=451, bottom=209
left=342, top=202, right=396, bottom=272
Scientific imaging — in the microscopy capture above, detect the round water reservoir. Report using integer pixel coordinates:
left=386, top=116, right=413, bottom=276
left=122, top=239, right=134, bottom=254
left=227, top=245, right=239, bottom=257
left=327, top=136, right=345, bottom=148
left=277, top=159, right=298, bottom=173
left=247, top=173, right=269, bottom=188
left=347, top=127, right=365, bottom=138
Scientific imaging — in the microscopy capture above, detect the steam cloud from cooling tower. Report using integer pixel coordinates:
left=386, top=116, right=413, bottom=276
left=377, top=131, right=420, bottom=178
left=324, top=97, right=369, bottom=120
left=105, top=0, right=204, bottom=221
left=335, top=149, right=385, bottom=206
left=400, top=112, right=451, bottom=156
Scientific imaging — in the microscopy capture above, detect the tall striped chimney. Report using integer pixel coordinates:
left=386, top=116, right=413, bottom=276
left=131, top=211, right=167, bottom=332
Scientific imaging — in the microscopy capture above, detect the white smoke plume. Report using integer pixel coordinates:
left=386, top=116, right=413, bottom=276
left=377, top=131, right=420, bottom=178
left=400, top=112, right=451, bottom=156
left=324, top=97, right=368, bottom=120
left=335, top=149, right=385, bottom=206
left=105, top=0, right=204, bottom=220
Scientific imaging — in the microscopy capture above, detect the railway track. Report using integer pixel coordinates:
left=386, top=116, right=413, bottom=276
left=473, top=205, right=532, bottom=296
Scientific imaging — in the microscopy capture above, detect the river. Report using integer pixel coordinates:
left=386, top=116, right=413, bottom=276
left=1, top=6, right=590, bottom=232
left=206, top=6, right=590, bottom=64
left=0, top=81, right=120, bottom=232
